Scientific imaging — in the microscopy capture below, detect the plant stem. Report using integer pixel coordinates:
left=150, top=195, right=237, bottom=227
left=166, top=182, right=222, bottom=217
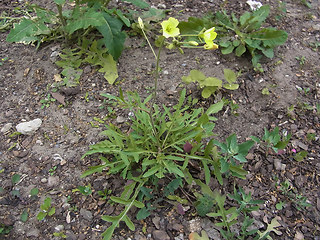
left=56, top=3, right=67, bottom=41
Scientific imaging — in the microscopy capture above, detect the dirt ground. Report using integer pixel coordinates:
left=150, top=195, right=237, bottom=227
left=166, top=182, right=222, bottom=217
left=0, top=0, right=320, bottom=239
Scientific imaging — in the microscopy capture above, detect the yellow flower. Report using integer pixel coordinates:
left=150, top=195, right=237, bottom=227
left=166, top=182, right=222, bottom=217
left=161, top=17, right=180, bottom=38
left=203, top=27, right=217, bottom=43
left=200, top=27, right=218, bottom=50
left=138, top=17, right=144, bottom=29
left=204, top=42, right=219, bottom=50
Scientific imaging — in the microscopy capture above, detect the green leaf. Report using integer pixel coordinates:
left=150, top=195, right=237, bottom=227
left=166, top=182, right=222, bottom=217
left=221, top=45, right=234, bottom=55
left=30, top=188, right=39, bottom=197
left=223, top=69, right=236, bottom=83
left=201, top=87, right=212, bottom=98
left=48, top=207, right=55, bottom=216
left=206, top=101, right=224, bottom=115
left=123, top=215, right=135, bottom=231
left=42, top=197, right=52, bottom=209
left=249, top=28, right=288, bottom=48
left=223, top=83, right=239, bottom=90
left=262, top=48, right=274, bottom=58
left=66, top=8, right=106, bottom=34
left=143, top=165, right=161, bottom=178
left=54, top=0, right=65, bottom=4
left=235, top=44, right=246, bottom=57
left=11, top=174, right=21, bottom=185
left=294, top=151, right=308, bottom=162
left=97, top=12, right=126, bottom=60
left=6, top=18, right=39, bottom=43
left=204, top=77, right=222, bottom=87
left=164, top=178, right=182, bottom=197
left=189, top=230, right=210, bottom=240
left=21, top=209, right=28, bottom=222
left=37, top=211, right=47, bottom=221
left=136, top=207, right=151, bottom=220
left=101, top=215, right=120, bottom=223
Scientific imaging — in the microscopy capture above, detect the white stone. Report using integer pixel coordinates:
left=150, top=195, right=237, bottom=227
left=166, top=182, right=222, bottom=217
left=1, top=123, right=13, bottom=133
left=16, top=119, right=42, bottom=135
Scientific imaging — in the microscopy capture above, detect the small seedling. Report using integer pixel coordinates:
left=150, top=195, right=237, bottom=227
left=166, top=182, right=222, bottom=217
left=0, top=57, right=8, bottom=66
left=295, top=56, right=306, bottom=66
left=30, top=187, right=39, bottom=199
left=20, top=209, right=28, bottom=222
left=49, top=166, right=57, bottom=176
left=40, top=93, right=56, bottom=109
left=73, top=185, right=92, bottom=196
left=98, top=189, right=112, bottom=200
left=53, top=232, right=67, bottom=238
left=37, top=197, right=55, bottom=221
left=275, top=201, right=285, bottom=210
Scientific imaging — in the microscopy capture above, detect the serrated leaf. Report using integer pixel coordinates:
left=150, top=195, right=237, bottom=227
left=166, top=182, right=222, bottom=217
left=6, top=18, right=39, bottom=43
left=136, top=207, right=151, bottom=220
left=164, top=178, right=182, bottom=197
left=97, top=12, right=126, bottom=60
left=294, top=151, right=308, bottom=162
left=66, top=8, right=106, bottom=34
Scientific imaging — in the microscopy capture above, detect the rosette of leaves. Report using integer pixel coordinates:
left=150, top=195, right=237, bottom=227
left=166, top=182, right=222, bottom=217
left=182, top=69, right=239, bottom=98
left=212, top=5, right=288, bottom=71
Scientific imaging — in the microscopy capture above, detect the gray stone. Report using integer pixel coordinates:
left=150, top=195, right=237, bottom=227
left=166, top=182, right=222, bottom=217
left=16, top=118, right=42, bottom=135
left=152, top=230, right=170, bottom=240
left=26, top=228, right=40, bottom=237
left=274, top=159, right=286, bottom=171
left=48, top=176, right=60, bottom=187
left=116, top=116, right=126, bottom=123
left=1, top=123, right=12, bottom=133
left=55, top=224, right=64, bottom=232
left=202, top=218, right=221, bottom=240
left=80, top=208, right=93, bottom=221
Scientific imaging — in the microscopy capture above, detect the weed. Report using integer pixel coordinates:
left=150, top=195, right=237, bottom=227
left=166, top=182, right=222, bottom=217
left=251, top=126, right=291, bottom=155
left=182, top=68, right=239, bottom=98
left=300, top=0, right=312, bottom=8
left=295, top=56, right=306, bottom=66
left=40, top=93, right=56, bottom=109
left=49, top=166, right=57, bottom=176
left=0, top=57, right=8, bottom=66
left=74, top=185, right=92, bottom=196
left=37, top=197, right=55, bottom=221
left=276, top=180, right=311, bottom=211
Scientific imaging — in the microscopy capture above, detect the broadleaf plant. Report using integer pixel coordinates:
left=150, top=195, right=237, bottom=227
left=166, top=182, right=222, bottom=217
left=182, top=68, right=239, bottom=98
left=213, top=5, right=288, bottom=71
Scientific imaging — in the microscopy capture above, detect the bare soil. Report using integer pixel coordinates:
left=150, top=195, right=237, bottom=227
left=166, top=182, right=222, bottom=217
left=0, top=0, right=320, bottom=239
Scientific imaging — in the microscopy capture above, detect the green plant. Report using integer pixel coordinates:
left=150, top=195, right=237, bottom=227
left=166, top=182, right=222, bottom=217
left=207, top=189, right=267, bottom=240
left=98, top=188, right=112, bottom=200
left=222, top=98, right=239, bottom=116
left=0, top=224, right=13, bottom=236
left=251, top=126, right=291, bottom=155
left=37, top=197, right=56, bottom=221
left=40, top=93, right=56, bottom=109
left=73, top=185, right=92, bottom=196
left=295, top=56, right=306, bottom=66
left=212, top=5, right=288, bottom=71
left=6, top=0, right=158, bottom=85
left=300, top=0, right=312, bottom=8
left=213, top=134, right=255, bottom=183
left=81, top=17, right=225, bottom=239
left=49, top=166, right=57, bottom=176
left=53, top=232, right=67, bottom=238
left=182, top=68, right=239, bottom=98
left=276, top=179, right=311, bottom=211
left=0, top=57, right=8, bottom=66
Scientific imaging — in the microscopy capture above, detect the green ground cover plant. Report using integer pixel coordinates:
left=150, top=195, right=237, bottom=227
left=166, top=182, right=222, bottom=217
left=80, top=16, right=269, bottom=240
left=6, top=0, right=160, bottom=84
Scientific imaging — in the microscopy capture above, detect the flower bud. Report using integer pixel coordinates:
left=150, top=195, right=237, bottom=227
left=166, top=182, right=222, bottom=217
left=138, top=17, right=144, bottom=29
